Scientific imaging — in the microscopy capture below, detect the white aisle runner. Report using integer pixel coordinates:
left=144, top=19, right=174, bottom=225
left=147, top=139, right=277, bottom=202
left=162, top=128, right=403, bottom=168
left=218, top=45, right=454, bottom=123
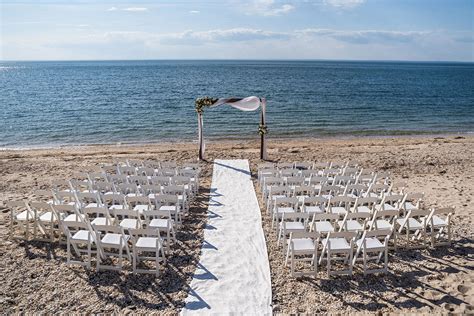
left=182, top=159, right=272, bottom=315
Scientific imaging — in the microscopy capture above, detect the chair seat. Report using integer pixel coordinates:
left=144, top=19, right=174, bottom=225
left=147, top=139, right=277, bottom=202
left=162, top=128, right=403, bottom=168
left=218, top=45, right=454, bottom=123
left=368, top=219, right=392, bottom=230
left=91, top=217, right=111, bottom=226
left=120, top=218, right=139, bottom=229
left=292, top=238, right=316, bottom=252
left=296, top=196, right=309, bottom=203
left=16, top=210, right=33, bottom=221
left=383, top=204, right=397, bottom=211
left=109, top=205, right=125, bottom=211
left=356, top=237, right=384, bottom=249
left=276, top=207, right=295, bottom=214
left=338, top=220, right=363, bottom=232
left=354, top=206, right=371, bottom=213
left=39, top=212, right=57, bottom=222
left=397, top=218, right=423, bottom=230
left=101, top=233, right=130, bottom=247
left=314, top=221, right=335, bottom=233
left=149, top=218, right=172, bottom=229
left=159, top=205, right=177, bottom=212
left=331, top=206, right=347, bottom=215
left=404, top=202, right=418, bottom=211
left=136, top=237, right=161, bottom=249
left=85, top=203, right=100, bottom=209
left=281, top=221, right=305, bottom=231
left=322, top=237, right=351, bottom=251
left=304, top=206, right=323, bottom=214
left=134, top=204, right=150, bottom=213
left=63, top=213, right=84, bottom=222
left=429, top=215, right=447, bottom=227
left=72, top=230, right=93, bottom=242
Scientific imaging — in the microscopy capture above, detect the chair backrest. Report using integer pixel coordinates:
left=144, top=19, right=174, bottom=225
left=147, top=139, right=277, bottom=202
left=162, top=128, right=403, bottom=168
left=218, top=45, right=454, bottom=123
left=274, top=197, right=298, bottom=207
left=118, top=166, right=136, bottom=175
left=126, top=196, right=150, bottom=206
left=294, top=161, right=313, bottom=170
left=333, top=175, right=355, bottom=186
left=129, top=175, right=150, bottom=185
left=292, top=185, right=314, bottom=196
left=290, top=230, right=319, bottom=240
left=277, top=162, right=294, bottom=169
left=154, top=194, right=179, bottom=205
left=302, top=196, right=327, bottom=206
left=286, top=177, right=305, bottom=186
left=143, top=209, right=172, bottom=220
left=354, top=196, right=378, bottom=210
left=308, top=176, right=328, bottom=185
left=116, top=183, right=138, bottom=195
left=83, top=206, right=112, bottom=218
left=109, top=174, right=129, bottom=184
left=150, top=176, right=171, bottom=186
left=268, top=185, right=288, bottom=196
left=281, top=211, right=309, bottom=221
left=345, top=184, right=368, bottom=197
left=157, top=168, right=177, bottom=177
left=327, top=231, right=357, bottom=239
left=161, top=161, right=177, bottom=169
left=137, top=167, right=155, bottom=176
left=102, top=193, right=126, bottom=205
left=314, top=162, right=330, bottom=169
left=431, top=206, right=455, bottom=216
left=112, top=208, right=140, bottom=220
left=129, top=228, right=161, bottom=240
left=329, top=195, right=356, bottom=205
left=312, top=213, right=339, bottom=222
left=29, top=201, right=52, bottom=212
left=344, top=211, right=371, bottom=221
left=320, top=185, right=343, bottom=196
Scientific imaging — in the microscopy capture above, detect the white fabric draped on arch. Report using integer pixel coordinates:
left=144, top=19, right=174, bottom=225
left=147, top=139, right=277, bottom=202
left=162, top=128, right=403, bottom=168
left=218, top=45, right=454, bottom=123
left=197, top=96, right=267, bottom=160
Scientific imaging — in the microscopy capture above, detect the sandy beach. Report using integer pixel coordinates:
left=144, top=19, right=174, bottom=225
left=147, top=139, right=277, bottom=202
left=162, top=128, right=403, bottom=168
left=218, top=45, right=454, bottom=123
left=1, top=135, right=473, bottom=314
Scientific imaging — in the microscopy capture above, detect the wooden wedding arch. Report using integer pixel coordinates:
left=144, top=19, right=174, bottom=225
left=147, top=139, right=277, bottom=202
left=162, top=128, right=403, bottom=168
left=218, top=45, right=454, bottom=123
left=195, top=96, right=268, bottom=160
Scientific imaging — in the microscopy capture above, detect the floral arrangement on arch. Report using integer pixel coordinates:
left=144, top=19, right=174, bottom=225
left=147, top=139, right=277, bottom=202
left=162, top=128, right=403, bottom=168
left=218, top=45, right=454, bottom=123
left=195, top=96, right=218, bottom=114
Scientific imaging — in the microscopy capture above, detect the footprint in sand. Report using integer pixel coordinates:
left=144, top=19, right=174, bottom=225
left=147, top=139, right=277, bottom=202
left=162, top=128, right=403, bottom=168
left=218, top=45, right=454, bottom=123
left=457, top=284, right=471, bottom=295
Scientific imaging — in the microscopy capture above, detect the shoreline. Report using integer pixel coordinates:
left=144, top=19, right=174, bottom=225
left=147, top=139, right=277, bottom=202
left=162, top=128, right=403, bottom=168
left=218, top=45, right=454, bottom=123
left=1, top=132, right=472, bottom=152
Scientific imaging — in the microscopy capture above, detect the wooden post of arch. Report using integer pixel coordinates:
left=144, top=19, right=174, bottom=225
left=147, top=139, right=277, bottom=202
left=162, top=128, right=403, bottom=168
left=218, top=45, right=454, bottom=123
left=260, top=98, right=266, bottom=160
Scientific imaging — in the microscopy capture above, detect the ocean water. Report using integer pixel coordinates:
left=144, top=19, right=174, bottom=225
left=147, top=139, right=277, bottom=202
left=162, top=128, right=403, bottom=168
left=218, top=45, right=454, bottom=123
left=1, top=60, right=473, bottom=148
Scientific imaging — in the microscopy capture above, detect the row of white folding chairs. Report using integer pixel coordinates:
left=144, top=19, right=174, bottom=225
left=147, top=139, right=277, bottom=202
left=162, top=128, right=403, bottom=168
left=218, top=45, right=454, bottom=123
left=100, top=162, right=201, bottom=177
left=6, top=201, right=178, bottom=275
left=61, top=180, right=195, bottom=205
left=264, top=182, right=411, bottom=213
left=111, top=159, right=200, bottom=170
left=8, top=196, right=182, bottom=239
left=66, top=173, right=199, bottom=196
left=258, top=165, right=386, bottom=184
left=259, top=171, right=391, bottom=197
left=258, top=161, right=359, bottom=171
left=278, top=206, right=454, bottom=277
left=36, top=184, right=191, bottom=215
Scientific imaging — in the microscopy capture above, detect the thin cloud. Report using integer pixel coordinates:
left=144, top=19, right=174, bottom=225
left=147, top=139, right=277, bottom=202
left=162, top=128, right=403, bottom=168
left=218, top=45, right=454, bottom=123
left=107, top=7, right=148, bottom=12
left=297, top=29, right=429, bottom=44
left=189, top=10, right=200, bottom=14
left=323, top=0, right=366, bottom=9
left=244, top=0, right=295, bottom=16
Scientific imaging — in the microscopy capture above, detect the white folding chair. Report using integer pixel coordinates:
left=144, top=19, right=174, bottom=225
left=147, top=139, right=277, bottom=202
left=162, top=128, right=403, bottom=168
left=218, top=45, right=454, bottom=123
left=353, top=229, right=391, bottom=275
left=286, top=231, right=320, bottom=277
left=310, top=213, right=339, bottom=236
left=112, top=208, right=142, bottom=230
left=396, top=209, right=430, bottom=249
left=426, top=207, right=454, bottom=247
left=63, top=220, right=96, bottom=269
left=266, top=185, right=288, bottom=214
left=320, top=231, right=356, bottom=277
left=129, top=228, right=166, bottom=276
left=277, top=212, right=310, bottom=250
left=338, top=212, right=371, bottom=234
left=93, top=224, right=131, bottom=271
left=28, top=201, right=57, bottom=241
left=301, top=196, right=327, bottom=216
left=145, top=209, right=176, bottom=252
left=6, top=200, right=35, bottom=240
left=271, top=197, right=298, bottom=229
left=83, top=206, right=115, bottom=226
left=328, top=195, right=355, bottom=216
left=352, top=196, right=378, bottom=213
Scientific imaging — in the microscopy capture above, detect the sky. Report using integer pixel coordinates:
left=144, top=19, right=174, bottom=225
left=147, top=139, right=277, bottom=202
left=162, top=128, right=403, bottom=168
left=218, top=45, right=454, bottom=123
left=1, top=0, right=473, bottom=61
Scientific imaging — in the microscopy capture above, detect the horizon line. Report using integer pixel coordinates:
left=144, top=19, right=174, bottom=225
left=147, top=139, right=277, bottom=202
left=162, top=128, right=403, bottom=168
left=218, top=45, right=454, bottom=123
left=1, top=58, right=473, bottom=63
